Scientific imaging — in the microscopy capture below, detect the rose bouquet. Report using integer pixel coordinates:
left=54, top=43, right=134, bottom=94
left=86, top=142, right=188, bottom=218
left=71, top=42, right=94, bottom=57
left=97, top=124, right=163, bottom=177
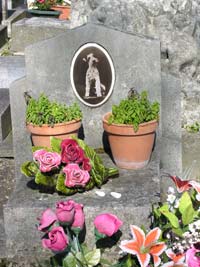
left=21, top=137, right=118, bottom=195
left=37, top=199, right=123, bottom=267
left=36, top=174, right=200, bottom=267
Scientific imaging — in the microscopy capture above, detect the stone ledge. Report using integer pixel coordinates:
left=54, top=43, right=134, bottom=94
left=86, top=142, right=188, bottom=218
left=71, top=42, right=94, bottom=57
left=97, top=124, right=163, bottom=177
left=4, top=152, right=160, bottom=258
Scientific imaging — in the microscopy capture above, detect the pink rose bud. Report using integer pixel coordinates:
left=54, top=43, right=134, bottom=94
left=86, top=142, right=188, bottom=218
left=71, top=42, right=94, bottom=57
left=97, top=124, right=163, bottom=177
left=94, top=213, right=123, bottom=237
left=186, top=246, right=200, bottom=267
left=82, top=157, right=92, bottom=171
left=42, top=226, right=68, bottom=252
left=33, top=149, right=61, bottom=173
left=38, top=208, right=57, bottom=231
left=56, top=199, right=75, bottom=224
left=71, top=203, right=85, bottom=232
left=63, top=163, right=90, bottom=188
left=61, top=139, right=84, bottom=164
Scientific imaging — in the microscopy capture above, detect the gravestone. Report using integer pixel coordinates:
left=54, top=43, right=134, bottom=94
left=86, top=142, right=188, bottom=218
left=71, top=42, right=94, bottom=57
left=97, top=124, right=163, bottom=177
left=3, top=23, right=181, bottom=258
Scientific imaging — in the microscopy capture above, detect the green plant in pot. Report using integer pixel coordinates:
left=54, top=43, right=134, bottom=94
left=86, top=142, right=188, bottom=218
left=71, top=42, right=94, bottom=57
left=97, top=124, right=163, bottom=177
left=25, top=93, right=82, bottom=148
left=102, top=90, right=160, bottom=169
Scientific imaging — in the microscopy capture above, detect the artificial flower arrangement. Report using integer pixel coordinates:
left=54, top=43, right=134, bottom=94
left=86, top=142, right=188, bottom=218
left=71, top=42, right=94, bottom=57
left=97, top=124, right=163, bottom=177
left=37, top=174, right=200, bottom=267
left=21, top=137, right=118, bottom=195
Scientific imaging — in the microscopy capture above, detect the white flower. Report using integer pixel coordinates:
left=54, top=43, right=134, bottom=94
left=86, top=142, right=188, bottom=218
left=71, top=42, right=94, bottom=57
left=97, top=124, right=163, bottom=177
left=167, top=194, right=176, bottom=204
left=167, top=186, right=175, bottom=195
left=174, top=199, right=180, bottom=208
left=196, top=194, right=200, bottom=201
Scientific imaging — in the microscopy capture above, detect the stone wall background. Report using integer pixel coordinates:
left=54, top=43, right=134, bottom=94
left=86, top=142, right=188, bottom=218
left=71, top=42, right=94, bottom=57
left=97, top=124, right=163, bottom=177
left=70, top=0, right=200, bottom=126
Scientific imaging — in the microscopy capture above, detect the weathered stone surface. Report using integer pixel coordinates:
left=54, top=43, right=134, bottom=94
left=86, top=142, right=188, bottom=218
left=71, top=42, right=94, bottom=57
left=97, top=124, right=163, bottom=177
left=161, top=73, right=182, bottom=175
left=0, top=56, right=25, bottom=88
left=11, top=17, right=71, bottom=52
left=0, top=89, right=11, bottom=142
left=182, top=129, right=200, bottom=179
left=4, top=151, right=160, bottom=258
left=25, top=23, right=161, bottom=149
left=0, top=25, right=7, bottom=48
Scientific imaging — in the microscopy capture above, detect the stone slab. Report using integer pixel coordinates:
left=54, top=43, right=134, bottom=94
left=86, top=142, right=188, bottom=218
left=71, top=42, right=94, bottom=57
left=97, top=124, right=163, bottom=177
left=0, top=25, right=7, bottom=48
left=0, top=132, right=13, bottom=157
left=25, top=23, right=161, bottom=149
left=11, top=17, right=71, bottom=52
left=161, top=73, right=182, bottom=174
left=0, top=89, right=11, bottom=142
left=4, top=150, right=160, bottom=258
left=182, top=129, right=200, bottom=179
left=0, top=56, right=25, bottom=88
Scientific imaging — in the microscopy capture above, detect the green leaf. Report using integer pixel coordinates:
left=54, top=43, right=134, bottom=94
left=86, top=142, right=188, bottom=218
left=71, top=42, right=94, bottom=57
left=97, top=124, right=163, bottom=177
left=63, top=253, right=77, bottom=267
left=85, top=249, right=101, bottom=267
left=172, top=228, right=184, bottom=237
left=56, top=173, right=77, bottom=195
left=21, top=161, right=38, bottom=177
left=50, top=137, right=62, bottom=153
left=94, top=227, right=107, bottom=241
left=159, top=204, right=179, bottom=228
left=35, top=171, right=57, bottom=187
left=32, top=146, right=52, bottom=152
left=179, top=192, right=195, bottom=225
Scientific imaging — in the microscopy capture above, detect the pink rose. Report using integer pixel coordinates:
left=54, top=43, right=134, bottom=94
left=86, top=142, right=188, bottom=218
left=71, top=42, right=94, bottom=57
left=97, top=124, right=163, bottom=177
left=38, top=208, right=57, bottom=231
left=33, top=149, right=61, bottom=172
left=63, top=163, right=90, bottom=188
left=94, top=213, right=123, bottom=237
left=71, top=203, right=85, bottom=231
left=186, top=246, right=200, bottom=267
left=42, top=226, right=68, bottom=252
left=56, top=199, right=75, bottom=224
left=37, top=0, right=45, bottom=3
left=61, top=139, right=84, bottom=164
left=82, top=157, right=92, bottom=171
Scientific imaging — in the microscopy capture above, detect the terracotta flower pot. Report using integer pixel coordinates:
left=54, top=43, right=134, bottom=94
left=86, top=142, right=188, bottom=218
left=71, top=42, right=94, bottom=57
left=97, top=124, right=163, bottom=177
left=26, top=120, right=81, bottom=147
left=51, top=5, right=70, bottom=20
left=102, top=112, right=158, bottom=169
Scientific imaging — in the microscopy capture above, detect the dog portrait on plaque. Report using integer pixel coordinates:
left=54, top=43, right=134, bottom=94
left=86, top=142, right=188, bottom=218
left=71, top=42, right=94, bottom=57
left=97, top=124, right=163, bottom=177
left=70, top=43, right=115, bottom=107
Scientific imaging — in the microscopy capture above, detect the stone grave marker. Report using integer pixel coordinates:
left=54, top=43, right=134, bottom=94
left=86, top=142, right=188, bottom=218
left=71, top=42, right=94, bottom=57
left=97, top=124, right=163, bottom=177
left=3, top=23, right=181, bottom=258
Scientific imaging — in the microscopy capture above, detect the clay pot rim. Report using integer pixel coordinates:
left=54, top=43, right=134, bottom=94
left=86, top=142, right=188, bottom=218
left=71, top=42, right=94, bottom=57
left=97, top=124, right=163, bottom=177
left=102, top=112, right=158, bottom=128
left=26, top=119, right=81, bottom=128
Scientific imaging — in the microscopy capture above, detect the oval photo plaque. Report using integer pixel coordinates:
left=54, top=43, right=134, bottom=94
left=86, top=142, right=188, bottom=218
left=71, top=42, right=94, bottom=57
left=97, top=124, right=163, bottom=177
left=70, top=43, right=115, bottom=107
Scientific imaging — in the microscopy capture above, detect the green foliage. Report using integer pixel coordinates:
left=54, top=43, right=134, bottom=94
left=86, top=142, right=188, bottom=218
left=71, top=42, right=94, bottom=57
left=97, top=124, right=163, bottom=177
left=26, top=93, right=82, bottom=126
left=108, top=91, right=160, bottom=131
left=21, top=161, right=38, bottom=177
left=184, top=121, right=200, bottom=133
left=31, top=0, right=56, bottom=10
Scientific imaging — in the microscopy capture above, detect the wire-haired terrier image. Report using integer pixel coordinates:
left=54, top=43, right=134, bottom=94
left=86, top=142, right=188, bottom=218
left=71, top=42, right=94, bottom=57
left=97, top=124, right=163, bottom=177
left=83, top=53, right=106, bottom=98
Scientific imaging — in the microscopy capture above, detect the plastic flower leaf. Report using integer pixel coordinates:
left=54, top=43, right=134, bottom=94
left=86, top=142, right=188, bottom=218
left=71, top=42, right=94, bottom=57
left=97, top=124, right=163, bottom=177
left=162, top=249, right=185, bottom=267
left=119, top=225, right=166, bottom=267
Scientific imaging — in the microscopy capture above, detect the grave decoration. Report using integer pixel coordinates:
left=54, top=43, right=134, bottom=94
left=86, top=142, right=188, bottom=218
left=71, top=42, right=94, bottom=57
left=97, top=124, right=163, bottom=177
left=21, top=136, right=119, bottom=195
left=102, top=90, right=160, bottom=169
left=37, top=175, right=200, bottom=267
left=25, top=93, right=82, bottom=147
left=27, top=0, right=61, bottom=17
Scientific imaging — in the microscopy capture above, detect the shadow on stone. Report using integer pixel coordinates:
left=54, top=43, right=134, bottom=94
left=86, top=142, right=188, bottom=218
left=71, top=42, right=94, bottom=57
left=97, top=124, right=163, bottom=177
left=96, top=230, right=122, bottom=249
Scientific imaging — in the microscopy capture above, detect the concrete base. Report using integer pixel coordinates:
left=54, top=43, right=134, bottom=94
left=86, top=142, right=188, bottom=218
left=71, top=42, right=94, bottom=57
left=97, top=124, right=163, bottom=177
left=4, top=152, right=160, bottom=258
left=0, top=56, right=25, bottom=88
left=11, top=17, right=71, bottom=52
left=0, top=132, right=13, bottom=157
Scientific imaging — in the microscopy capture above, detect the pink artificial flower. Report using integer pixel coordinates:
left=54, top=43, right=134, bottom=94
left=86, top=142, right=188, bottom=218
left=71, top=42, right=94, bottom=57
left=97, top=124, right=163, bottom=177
left=119, top=226, right=166, bottom=267
left=42, top=226, right=68, bottom=252
left=38, top=208, right=57, bottom=231
left=63, top=163, right=90, bottom=188
left=94, top=213, right=123, bottom=237
left=71, top=203, right=85, bottom=230
left=186, top=246, right=200, bottom=267
left=56, top=199, right=76, bottom=224
left=33, top=149, right=61, bottom=172
left=82, top=157, right=92, bottom=171
left=168, top=174, right=200, bottom=194
left=162, top=249, right=185, bottom=267
left=61, top=139, right=84, bottom=164
left=37, top=0, right=45, bottom=3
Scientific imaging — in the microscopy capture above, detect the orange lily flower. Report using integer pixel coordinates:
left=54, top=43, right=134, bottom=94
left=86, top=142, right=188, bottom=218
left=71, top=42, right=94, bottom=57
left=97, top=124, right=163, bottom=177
left=162, top=248, right=185, bottom=267
left=119, top=225, right=166, bottom=267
